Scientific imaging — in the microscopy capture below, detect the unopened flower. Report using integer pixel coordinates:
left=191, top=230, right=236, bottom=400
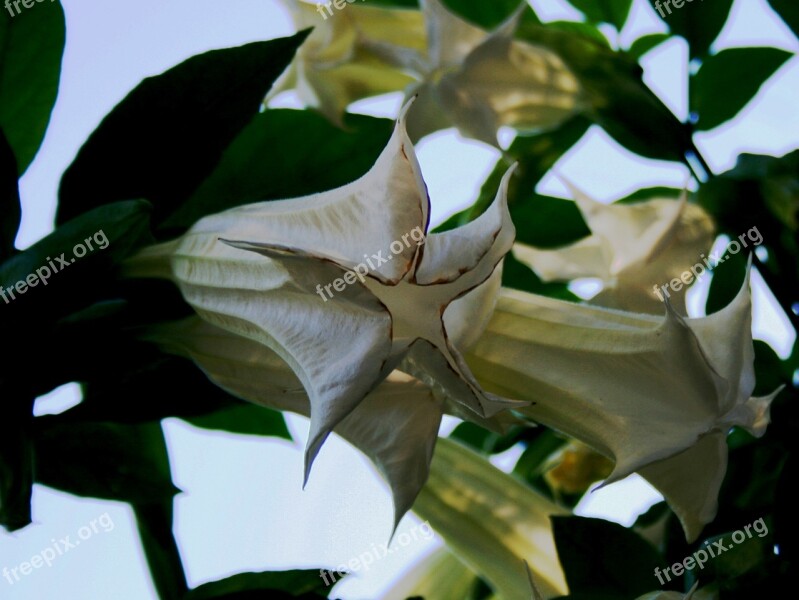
left=128, top=101, right=524, bottom=487
left=466, top=266, right=779, bottom=541
left=513, top=185, right=715, bottom=314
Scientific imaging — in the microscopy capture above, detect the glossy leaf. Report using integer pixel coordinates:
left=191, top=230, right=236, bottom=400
left=34, top=421, right=179, bottom=503
left=552, top=516, right=663, bottom=597
left=0, top=2, right=65, bottom=173
left=516, top=22, right=693, bottom=162
left=163, top=111, right=393, bottom=230
left=57, top=31, right=309, bottom=231
left=185, top=570, right=331, bottom=599
left=627, top=33, right=670, bottom=60
left=691, top=47, right=792, bottom=131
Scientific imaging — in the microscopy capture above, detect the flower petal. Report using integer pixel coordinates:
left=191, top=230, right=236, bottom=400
left=152, top=317, right=443, bottom=525
left=413, top=437, right=569, bottom=598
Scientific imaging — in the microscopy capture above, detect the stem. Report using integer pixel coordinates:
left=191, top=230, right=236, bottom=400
left=134, top=501, right=188, bottom=600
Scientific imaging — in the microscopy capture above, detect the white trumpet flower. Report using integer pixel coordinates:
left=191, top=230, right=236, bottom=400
left=513, top=185, right=715, bottom=314
left=128, top=101, right=524, bottom=488
left=466, top=265, right=779, bottom=541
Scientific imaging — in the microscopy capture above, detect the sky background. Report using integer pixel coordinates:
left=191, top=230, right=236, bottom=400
left=1, top=0, right=797, bottom=598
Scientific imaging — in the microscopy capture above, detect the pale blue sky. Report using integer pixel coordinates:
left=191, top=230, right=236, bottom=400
left=2, top=0, right=797, bottom=598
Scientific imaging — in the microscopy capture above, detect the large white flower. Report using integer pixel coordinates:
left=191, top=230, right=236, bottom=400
left=466, top=266, right=779, bottom=541
left=128, top=102, right=524, bottom=485
left=513, top=184, right=715, bottom=314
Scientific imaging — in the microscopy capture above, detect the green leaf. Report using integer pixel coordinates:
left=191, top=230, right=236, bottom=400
left=0, top=128, right=20, bottom=258
left=547, top=21, right=611, bottom=47
left=565, top=0, right=633, bottom=29
left=691, top=47, right=792, bottom=131
left=0, top=2, right=65, bottom=173
left=0, top=200, right=153, bottom=335
left=163, top=111, right=393, bottom=230
left=615, top=186, right=682, bottom=204
left=185, top=570, right=332, bottom=599
left=449, top=422, right=527, bottom=455
left=699, top=527, right=771, bottom=581
left=646, top=0, right=735, bottom=58
left=515, top=22, right=693, bottom=162
left=705, top=247, right=748, bottom=315
left=551, top=516, right=663, bottom=597
left=183, top=404, right=291, bottom=439
left=34, top=421, right=179, bottom=503
left=446, top=115, right=591, bottom=229
left=57, top=31, right=310, bottom=231
left=766, top=0, right=799, bottom=39
left=502, top=251, right=580, bottom=301
left=511, top=195, right=590, bottom=248
left=626, top=33, right=670, bottom=60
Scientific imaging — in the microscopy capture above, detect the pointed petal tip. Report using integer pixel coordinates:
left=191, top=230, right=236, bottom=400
left=398, top=95, right=418, bottom=126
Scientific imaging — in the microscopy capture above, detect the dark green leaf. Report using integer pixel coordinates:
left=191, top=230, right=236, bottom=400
left=502, top=252, right=579, bottom=300
left=185, top=570, right=333, bottom=599
left=705, top=247, right=748, bottom=315
left=699, top=527, right=771, bottom=581
left=34, top=421, right=178, bottom=503
left=691, top=47, right=792, bottom=131
left=646, top=0, right=734, bottom=58
left=626, top=33, right=670, bottom=60
left=515, top=22, right=693, bottom=162
left=0, top=200, right=153, bottom=334
left=449, top=422, right=527, bottom=455
left=0, top=128, right=20, bottom=258
left=547, top=21, right=611, bottom=47
left=184, top=404, right=291, bottom=439
left=753, top=340, right=788, bottom=396
left=552, top=516, right=663, bottom=596
left=766, top=0, right=799, bottom=39
left=566, top=0, right=633, bottom=29
left=615, top=186, right=682, bottom=204
left=0, top=2, right=65, bottom=172
left=510, top=195, right=590, bottom=248
left=57, top=31, right=310, bottom=231
left=451, top=115, right=591, bottom=227
left=164, top=111, right=393, bottom=230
